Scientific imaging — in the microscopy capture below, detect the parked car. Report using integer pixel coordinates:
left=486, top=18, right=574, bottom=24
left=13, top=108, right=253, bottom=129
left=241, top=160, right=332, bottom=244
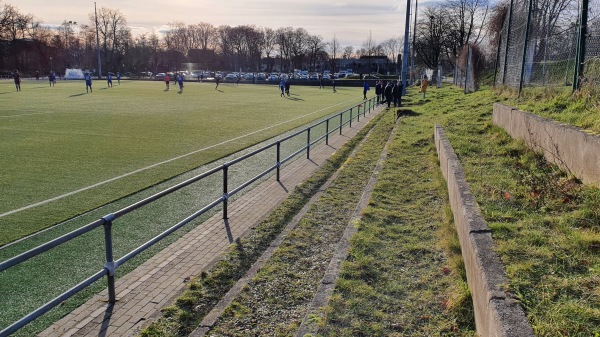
left=267, top=74, right=279, bottom=81
left=225, top=73, right=239, bottom=82
left=154, top=73, right=165, bottom=80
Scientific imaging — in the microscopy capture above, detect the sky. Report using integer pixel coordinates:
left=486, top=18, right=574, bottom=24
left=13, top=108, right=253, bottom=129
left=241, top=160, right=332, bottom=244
left=11, top=0, right=440, bottom=50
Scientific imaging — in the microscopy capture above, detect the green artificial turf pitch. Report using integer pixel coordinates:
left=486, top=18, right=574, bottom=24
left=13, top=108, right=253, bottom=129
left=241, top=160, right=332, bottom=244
left=0, top=78, right=364, bottom=245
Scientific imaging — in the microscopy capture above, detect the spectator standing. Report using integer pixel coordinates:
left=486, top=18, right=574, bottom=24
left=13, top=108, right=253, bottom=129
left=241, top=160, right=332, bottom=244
left=420, top=75, right=429, bottom=98
left=384, top=81, right=394, bottom=108
left=363, top=81, right=370, bottom=100
left=392, top=80, right=403, bottom=107
left=332, top=77, right=337, bottom=93
left=13, top=70, right=21, bottom=91
left=375, top=80, right=383, bottom=104
left=117, top=72, right=121, bottom=85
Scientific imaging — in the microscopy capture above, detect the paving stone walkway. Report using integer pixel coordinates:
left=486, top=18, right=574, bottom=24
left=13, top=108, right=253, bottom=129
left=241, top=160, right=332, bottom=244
left=40, top=105, right=384, bottom=337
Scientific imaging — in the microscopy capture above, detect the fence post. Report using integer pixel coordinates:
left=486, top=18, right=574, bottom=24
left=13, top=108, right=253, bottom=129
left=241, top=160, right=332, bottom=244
left=493, top=30, right=503, bottom=88
left=325, top=119, right=329, bottom=145
left=357, top=105, right=360, bottom=122
left=339, top=112, right=343, bottom=135
left=518, top=0, right=533, bottom=98
left=573, top=0, right=589, bottom=92
left=349, top=108, right=353, bottom=128
left=102, top=215, right=116, bottom=303
left=276, top=141, right=281, bottom=181
left=464, top=45, right=471, bottom=93
left=306, top=128, right=311, bottom=159
left=222, top=164, right=228, bottom=219
left=502, top=0, right=514, bottom=86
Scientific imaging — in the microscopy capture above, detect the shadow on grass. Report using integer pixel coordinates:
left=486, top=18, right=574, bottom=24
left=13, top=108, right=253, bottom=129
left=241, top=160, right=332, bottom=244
left=69, top=93, right=87, bottom=97
left=395, top=109, right=420, bottom=118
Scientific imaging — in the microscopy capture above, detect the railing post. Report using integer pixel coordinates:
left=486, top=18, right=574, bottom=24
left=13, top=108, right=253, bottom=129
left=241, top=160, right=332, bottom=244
left=349, top=108, right=353, bottom=128
left=339, top=112, right=343, bottom=135
left=223, top=164, right=228, bottom=219
left=102, top=214, right=116, bottom=303
left=306, top=128, right=311, bottom=159
left=325, top=119, right=329, bottom=145
left=357, top=105, right=360, bottom=122
left=276, top=141, right=281, bottom=181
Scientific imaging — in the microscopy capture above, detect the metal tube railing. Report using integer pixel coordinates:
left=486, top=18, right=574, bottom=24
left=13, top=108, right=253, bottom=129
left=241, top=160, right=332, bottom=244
left=0, top=219, right=105, bottom=272
left=0, top=97, right=378, bottom=336
left=115, top=197, right=223, bottom=267
left=0, top=269, right=107, bottom=337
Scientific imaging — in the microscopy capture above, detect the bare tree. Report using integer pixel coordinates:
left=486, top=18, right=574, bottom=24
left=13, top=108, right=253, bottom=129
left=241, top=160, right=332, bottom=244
left=276, top=26, right=294, bottom=71
left=89, top=7, right=131, bottom=71
left=289, top=27, right=310, bottom=70
left=305, top=34, right=325, bottom=71
left=328, top=35, right=340, bottom=72
left=415, top=6, right=448, bottom=68
left=0, top=2, right=35, bottom=69
left=444, top=0, right=490, bottom=60
left=343, top=46, right=354, bottom=59
left=262, top=27, right=277, bottom=72
left=362, top=31, right=378, bottom=57
left=380, top=36, right=403, bottom=73
left=164, top=22, right=189, bottom=55
left=361, top=31, right=379, bottom=74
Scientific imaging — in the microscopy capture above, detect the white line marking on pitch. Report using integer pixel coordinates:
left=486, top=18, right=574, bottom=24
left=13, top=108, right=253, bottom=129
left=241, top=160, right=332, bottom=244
left=0, top=98, right=358, bottom=218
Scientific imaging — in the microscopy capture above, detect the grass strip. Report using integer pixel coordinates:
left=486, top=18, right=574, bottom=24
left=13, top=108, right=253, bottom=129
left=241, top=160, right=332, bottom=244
left=444, top=88, right=600, bottom=336
left=139, top=108, right=387, bottom=336
left=203, top=107, right=397, bottom=336
left=318, top=97, right=475, bottom=336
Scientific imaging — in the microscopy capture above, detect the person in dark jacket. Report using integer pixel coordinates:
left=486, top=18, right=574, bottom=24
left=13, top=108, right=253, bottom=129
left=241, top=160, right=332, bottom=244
left=392, top=80, right=403, bottom=107
left=375, top=80, right=382, bottom=104
left=384, top=82, right=394, bottom=108
left=13, top=70, right=21, bottom=91
left=362, top=81, right=370, bottom=100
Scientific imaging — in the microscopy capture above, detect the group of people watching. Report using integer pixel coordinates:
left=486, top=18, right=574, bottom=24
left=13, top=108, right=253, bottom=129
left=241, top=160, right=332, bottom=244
left=373, top=75, right=429, bottom=108
left=375, top=80, right=403, bottom=108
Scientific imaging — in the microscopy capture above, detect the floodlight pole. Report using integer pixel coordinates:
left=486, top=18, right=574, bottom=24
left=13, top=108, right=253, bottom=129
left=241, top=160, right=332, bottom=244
left=95, top=2, right=102, bottom=79
left=410, top=0, right=418, bottom=86
left=401, top=0, right=412, bottom=95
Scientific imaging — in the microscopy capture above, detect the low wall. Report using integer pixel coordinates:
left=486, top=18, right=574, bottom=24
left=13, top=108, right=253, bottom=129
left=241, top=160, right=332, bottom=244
left=434, top=125, right=534, bottom=337
left=493, top=103, right=600, bottom=186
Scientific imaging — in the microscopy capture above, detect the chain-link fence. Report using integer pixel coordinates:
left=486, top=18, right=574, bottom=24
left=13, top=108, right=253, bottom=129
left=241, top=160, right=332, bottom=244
left=494, top=0, right=599, bottom=93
